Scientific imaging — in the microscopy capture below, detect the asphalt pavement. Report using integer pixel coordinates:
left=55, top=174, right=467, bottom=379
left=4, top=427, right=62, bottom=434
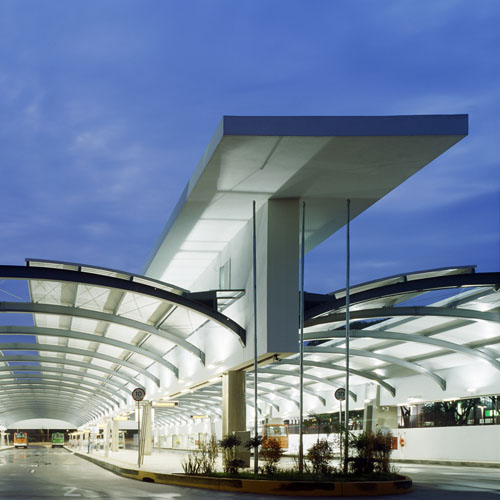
left=1, top=444, right=500, bottom=499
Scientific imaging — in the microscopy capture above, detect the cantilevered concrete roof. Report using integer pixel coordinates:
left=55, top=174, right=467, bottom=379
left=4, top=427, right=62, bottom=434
left=144, top=115, right=468, bottom=288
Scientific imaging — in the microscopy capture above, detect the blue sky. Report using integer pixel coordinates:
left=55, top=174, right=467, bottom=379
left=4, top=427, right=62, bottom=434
left=0, top=0, right=498, bottom=297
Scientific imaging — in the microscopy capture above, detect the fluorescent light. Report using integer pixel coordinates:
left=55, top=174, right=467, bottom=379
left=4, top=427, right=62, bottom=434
left=153, top=401, right=179, bottom=408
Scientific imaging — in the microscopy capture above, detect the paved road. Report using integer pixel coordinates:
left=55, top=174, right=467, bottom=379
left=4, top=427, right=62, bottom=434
left=1, top=445, right=499, bottom=499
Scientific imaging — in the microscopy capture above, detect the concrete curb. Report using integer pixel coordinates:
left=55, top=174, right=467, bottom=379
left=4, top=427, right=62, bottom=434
left=392, top=458, right=500, bottom=469
left=71, top=450, right=412, bottom=496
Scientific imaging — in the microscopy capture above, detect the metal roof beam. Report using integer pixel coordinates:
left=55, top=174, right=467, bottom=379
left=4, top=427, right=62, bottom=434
left=305, top=346, right=446, bottom=390
left=0, top=385, right=116, bottom=412
left=306, top=306, right=500, bottom=328
left=0, top=354, right=144, bottom=389
left=257, top=367, right=357, bottom=402
left=0, top=326, right=178, bottom=377
left=0, top=373, right=126, bottom=405
left=0, top=301, right=199, bottom=368
left=273, top=359, right=396, bottom=397
left=305, top=272, right=500, bottom=320
left=0, top=342, right=160, bottom=386
left=0, top=265, right=245, bottom=345
left=306, top=329, right=500, bottom=372
left=0, top=365, right=131, bottom=398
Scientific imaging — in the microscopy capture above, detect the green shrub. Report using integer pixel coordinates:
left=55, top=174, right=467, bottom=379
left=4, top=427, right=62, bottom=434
left=181, top=451, right=202, bottom=475
left=260, top=438, right=284, bottom=475
left=219, top=434, right=243, bottom=475
left=198, top=435, right=219, bottom=474
left=349, top=429, right=392, bottom=474
left=306, top=438, right=335, bottom=477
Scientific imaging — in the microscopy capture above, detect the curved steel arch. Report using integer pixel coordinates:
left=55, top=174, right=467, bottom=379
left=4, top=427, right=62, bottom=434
left=305, top=346, right=447, bottom=390
left=257, top=367, right=358, bottom=402
left=0, top=373, right=126, bottom=405
left=157, top=403, right=222, bottom=419
left=306, top=306, right=500, bottom=328
left=250, top=386, right=300, bottom=409
left=0, top=384, right=117, bottom=411
left=175, top=393, right=278, bottom=416
left=0, top=394, right=108, bottom=420
left=0, top=326, right=178, bottom=377
left=181, top=385, right=289, bottom=411
left=0, top=397, right=105, bottom=421
left=305, top=271, right=500, bottom=320
left=0, top=365, right=131, bottom=398
left=0, top=343, right=160, bottom=386
left=0, top=354, right=144, bottom=389
left=274, top=359, right=396, bottom=397
left=305, top=329, right=500, bottom=372
left=247, top=377, right=326, bottom=406
left=0, top=265, right=245, bottom=345
left=1, top=408, right=87, bottom=427
left=0, top=302, right=196, bottom=369
left=0, top=405, right=102, bottom=426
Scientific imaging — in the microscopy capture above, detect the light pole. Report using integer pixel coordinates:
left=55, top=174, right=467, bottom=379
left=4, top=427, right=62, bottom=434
left=343, top=199, right=351, bottom=474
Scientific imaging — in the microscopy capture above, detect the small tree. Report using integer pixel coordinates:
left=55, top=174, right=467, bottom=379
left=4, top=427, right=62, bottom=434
left=219, top=434, right=245, bottom=475
left=181, top=450, right=202, bottom=475
left=260, top=438, right=284, bottom=475
left=306, top=438, right=335, bottom=477
left=349, top=429, right=393, bottom=474
left=198, top=435, right=219, bottom=474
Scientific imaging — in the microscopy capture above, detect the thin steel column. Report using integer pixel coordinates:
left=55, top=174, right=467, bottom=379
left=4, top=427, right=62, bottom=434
left=343, top=199, right=351, bottom=473
left=298, top=201, right=305, bottom=473
left=252, top=200, right=259, bottom=474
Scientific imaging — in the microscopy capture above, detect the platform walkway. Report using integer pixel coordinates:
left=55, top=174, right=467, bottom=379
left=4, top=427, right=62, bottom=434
left=71, top=446, right=211, bottom=474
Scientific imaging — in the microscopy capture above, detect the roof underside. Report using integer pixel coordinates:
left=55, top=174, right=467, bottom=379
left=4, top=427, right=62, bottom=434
left=144, top=115, right=468, bottom=288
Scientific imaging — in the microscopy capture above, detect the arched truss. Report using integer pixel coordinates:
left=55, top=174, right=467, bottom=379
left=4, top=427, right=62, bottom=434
left=0, top=373, right=126, bottom=405
left=0, top=404, right=102, bottom=426
left=272, top=359, right=396, bottom=396
left=256, top=367, right=358, bottom=402
left=306, top=306, right=500, bottom=328
left=0, top=261, right=246, bottom=425
left=0, top=343, right=160, bottom=386
left=305, top=329, right=500, bottom=372
left=250, top=376, right=327, bottom=404
left=0, top=263, right=245, bottom=345
left=295, top=270, right=500, bottom=404
left=0, top=325, right=178, bottom=376
left=304, top=346, right=447, bottom=390
left=0, top=355, right=145, bottom=389
left=0, top=396, right=106, bottom=421
left=304, top=269, right=500, bottom=320
left=0, top=365, right=132, bottom=398
left=2, top=408, right=91, bottom=427
left=143, top=271, right=499, bottom=426
left=0, top=384, right=117, bottom=411
left=0, top=304, right=198, bottom=369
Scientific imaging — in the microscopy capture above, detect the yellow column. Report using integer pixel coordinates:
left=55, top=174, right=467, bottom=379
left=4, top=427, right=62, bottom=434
left=222, top=370, right=246, bottom=437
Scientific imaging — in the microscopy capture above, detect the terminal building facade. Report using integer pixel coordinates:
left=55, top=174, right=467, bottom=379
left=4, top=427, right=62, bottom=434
left=1, top=115, right=499, bottom=462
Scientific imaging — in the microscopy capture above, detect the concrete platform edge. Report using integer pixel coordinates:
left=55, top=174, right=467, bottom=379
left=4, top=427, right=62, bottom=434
left=69, top=449, right=412, bottom=496
left=392, top=459, right=500, bottom=469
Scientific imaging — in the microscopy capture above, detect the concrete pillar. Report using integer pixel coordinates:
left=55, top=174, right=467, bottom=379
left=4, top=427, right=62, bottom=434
left=222, top=370, right=246, bottom=437
left=111, top=419, right=119, bottom=452
left=256, top=199, right=300, bottom=355
left=104, top=420, right=110, bottom=457
left=363, top=385, right=398, bottom=432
